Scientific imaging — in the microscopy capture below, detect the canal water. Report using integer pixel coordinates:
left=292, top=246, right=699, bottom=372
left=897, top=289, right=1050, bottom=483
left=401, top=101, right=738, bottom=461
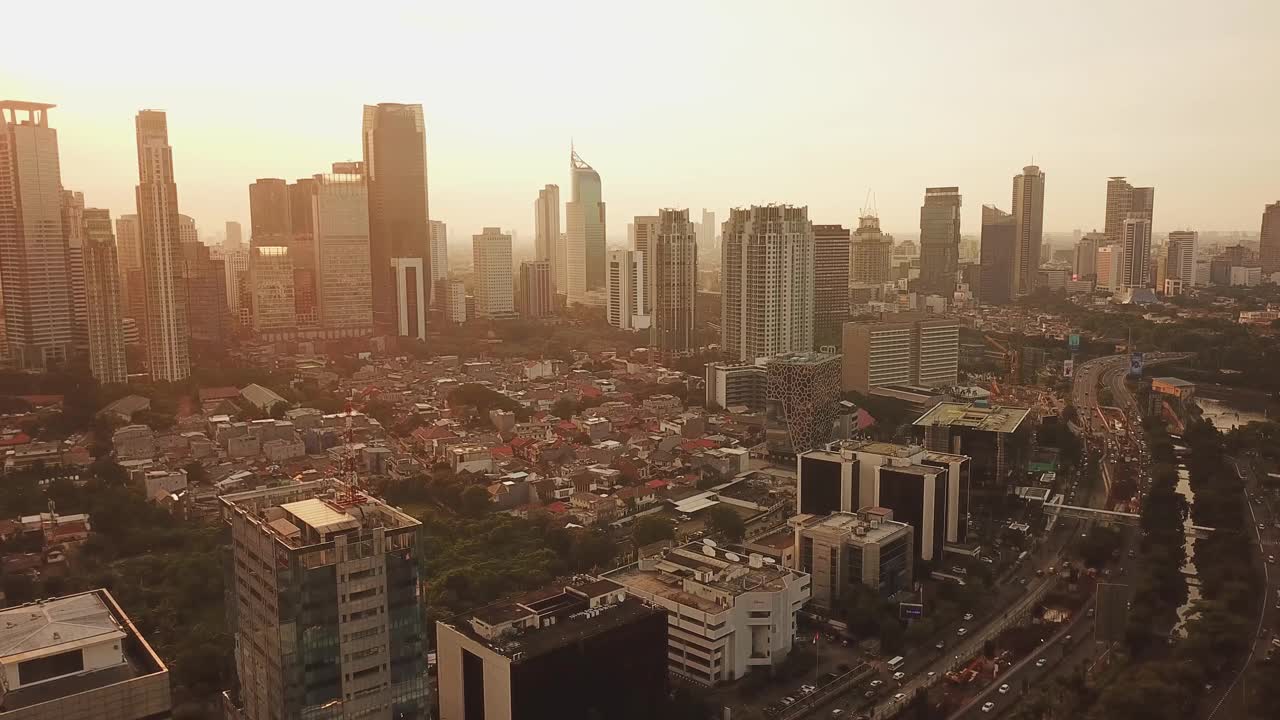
left=1169, top=383, right=1270, bottom=636
left=1171, top=445, right=1200, bottom=638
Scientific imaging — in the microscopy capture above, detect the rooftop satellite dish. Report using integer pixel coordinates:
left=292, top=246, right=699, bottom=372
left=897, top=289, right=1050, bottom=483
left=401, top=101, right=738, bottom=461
left=725, top=552, right=741, bottom=562
left=702, top=538, right=718, bottom=547
left=702, top=545, right=716, bottom=557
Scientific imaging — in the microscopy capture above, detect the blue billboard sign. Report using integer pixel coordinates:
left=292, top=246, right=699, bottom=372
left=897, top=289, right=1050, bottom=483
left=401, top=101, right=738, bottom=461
left=1129, top=352, right=1144, bottom=377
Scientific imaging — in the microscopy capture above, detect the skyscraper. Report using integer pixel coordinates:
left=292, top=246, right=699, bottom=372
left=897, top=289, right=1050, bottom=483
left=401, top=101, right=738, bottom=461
left=1120, top=217, right=1152, bottom=289
left=917, top=187, right=962, bottom=294
left=1261, top=201, right=1280, bottom=276
left=518, top=259, right=555, bottom=319
left=698, top=208, right=716, bottom=253
left=224, top=220, right=243, bottom=251
left=61, top=190, right=89, bottom=353
left=249, top=245, right=295, bottom=335
left=313, top=164, right=373, bottom=337
left=134, top=110, right=190, bottom=381
left=851, top=213, right=892, bottom=285
left=1166, top=230, right=1198, bottom=293
left=1104, top=177, right=1154, bottom=243
left=812, top=224, right=851, bottom=349
left=841, top=314, right=959, bottom=393
left=249, top=178, right=291, bottom=244
left=1096, top=245, right=1121, bottom=291
left=1011, top=165, right=1045, bottom=295
left=979, top=205, right=1015, bottom=305
left=0, top=101, right=75, bottom=369
left=428, top=219, right=448, bottom=304
left=605, top=249, right=648, bottom=331
left=534, top=184, right=560, bottom=287
left=472, top=227, right=515, bottom=318
left=721, top=205, right=815, bottom=362
left=221, top=480, right=428, bottom=720
left=631, top=214, right=659, bottom=314
left=651, top=208, right=697, bottom=363
left=1074, top=231, right=1103, bottom=278
left=566, top=147, right=606, bottom=306
left=288, top=178, right=318, bottom=325
left=82, top=208, right=127, bottom=384
left=181, top=240, right=229, bottom=347
left=247, top=179, right=295, bottom=337
left=362, top=103, right=430, bottom=332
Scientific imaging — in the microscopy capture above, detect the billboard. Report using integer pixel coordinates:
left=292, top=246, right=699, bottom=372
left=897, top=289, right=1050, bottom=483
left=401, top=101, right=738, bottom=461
left=1069, top=334, right=1081, bottom=350
left=1129, top=352, right=1144, bottom=377
left=1063, top=359, right=1074, bottom=378
left=899, top=602, right=924, bottom=620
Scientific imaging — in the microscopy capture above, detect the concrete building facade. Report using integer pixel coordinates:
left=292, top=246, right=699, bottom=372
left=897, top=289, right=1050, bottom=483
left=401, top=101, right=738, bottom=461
left=721, top=205, right=814, bottom=362
left=472, top=227, right=515, bottom=319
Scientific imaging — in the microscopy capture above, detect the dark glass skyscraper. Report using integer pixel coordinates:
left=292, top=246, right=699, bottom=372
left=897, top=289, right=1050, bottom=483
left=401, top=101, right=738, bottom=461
left=979, top=205, right=1015, bottom=305
left=362, top=103, right=429, bottom=334
left=917, top=187, right=962, bottom=295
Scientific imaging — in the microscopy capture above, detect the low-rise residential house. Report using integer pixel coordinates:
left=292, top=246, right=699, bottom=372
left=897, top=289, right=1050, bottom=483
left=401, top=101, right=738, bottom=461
left=450, top=445, right=495, bottom=474
left=227, top=434, right=260, bottom=458
left=112, top=425, right=156, bottom=460
left=263, top=437, right=306, bottom=462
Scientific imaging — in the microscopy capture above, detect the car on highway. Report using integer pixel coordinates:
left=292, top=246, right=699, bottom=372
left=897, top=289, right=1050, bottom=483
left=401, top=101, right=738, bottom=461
left=998, top=684, right=1010, bottom=694
left=893, top=693, right=906, bottom=702
left=869, top=680, right=883, bottom=689
left=892, top=672, right=905, bottom=681
left=957, top=627, right=968, bottom=636
left=982, top=702, right=996, bottom=713
left=1036, top=657, right=1048, bottom=668
left=799, top=684, right=816, bottom=695
left=1269, top=555, right=1276, bottom=564
left=935, top=640, right=946, bottom=650
left=963, top=613, right=974, bottom=621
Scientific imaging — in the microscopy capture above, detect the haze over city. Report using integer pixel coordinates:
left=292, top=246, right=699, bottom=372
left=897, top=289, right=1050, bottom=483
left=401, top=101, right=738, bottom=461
left=5, top=3, right=1280, bottom=720
left=6, top=0, right=1279, bottom=243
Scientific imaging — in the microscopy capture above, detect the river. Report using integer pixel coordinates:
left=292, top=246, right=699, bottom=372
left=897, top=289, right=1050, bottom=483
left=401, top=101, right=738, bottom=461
left=1171, top=445, right=1200, bottom=637
left=1194, top=382, right=1273, bottom=430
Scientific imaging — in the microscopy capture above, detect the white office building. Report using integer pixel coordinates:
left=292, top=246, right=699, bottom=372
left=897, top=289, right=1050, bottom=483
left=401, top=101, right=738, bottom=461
left=605, top=248, right=648, bottom=331
left=605, top=542, right=811, bottom=686
left=472, top=227, right=515, bottom=319
left=721, top=205, right=815, bottom=362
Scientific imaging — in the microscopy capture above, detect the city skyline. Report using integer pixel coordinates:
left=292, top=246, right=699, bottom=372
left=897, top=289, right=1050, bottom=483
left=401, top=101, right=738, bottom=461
left=7, top=1, right=1278, bottom=243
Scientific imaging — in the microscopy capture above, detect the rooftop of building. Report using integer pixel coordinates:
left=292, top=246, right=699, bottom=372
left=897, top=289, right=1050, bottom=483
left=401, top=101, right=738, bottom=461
left=793, top=509, right=911, bottom=545
left=762, top=351, right=841, bottom=366
left=443, top=578, right=658, bottom=662
left=0, top=590, right=167, bottom=713
left=1152, top=377, right=1195, bottom=388
left=913, top=401, right=1031, bottom=434
left=604, top=541, right=805, bottom=613
left=219, top=478, right=419, bottom=549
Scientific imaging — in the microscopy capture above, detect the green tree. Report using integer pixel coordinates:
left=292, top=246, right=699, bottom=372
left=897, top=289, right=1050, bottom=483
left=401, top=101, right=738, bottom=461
left=459, top=485, right=490, bottom=517
left=705, top=505, right=745, bottom=542
left=632, top=515, right=675, bottom=547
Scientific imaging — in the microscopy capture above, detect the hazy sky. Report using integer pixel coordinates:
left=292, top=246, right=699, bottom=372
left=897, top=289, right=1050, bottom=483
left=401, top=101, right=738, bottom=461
left=6, top=0, right=1279, bottom=244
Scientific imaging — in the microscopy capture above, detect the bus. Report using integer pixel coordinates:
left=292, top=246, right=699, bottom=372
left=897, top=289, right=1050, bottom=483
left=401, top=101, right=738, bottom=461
left=887, top=656, right=906, bottom=671
left=1016, top=550, right=1029, bottom=566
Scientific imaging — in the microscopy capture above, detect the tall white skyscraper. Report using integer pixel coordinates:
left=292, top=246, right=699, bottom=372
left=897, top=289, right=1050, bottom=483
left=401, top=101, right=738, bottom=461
left=134, top=109, right=190, bottom=381
left=313, top=164, right=373, bottom=337
left=534, top=184, right=561, bottom=289
left=429, top=219, right=448, bottom=286
left=566, top=147, right=605, bottom=306
left=472, top=227, right=515, bottom=318
left=721, top=205, right=815, bottom=362
left=698, top=208, right=716, bottom=253
left=605, top=249, right=648, bottom=331
left=1120, top=217, right=1152, bottom=289
left=0, top=101, right=75, bottom=369
left=1011, top=165, right=1045, bottom=295
left=82, top=208, right=127, bottom=384
left=651, top=209, right=697, bottom=362
left=631, top=214, right=659, bottom=314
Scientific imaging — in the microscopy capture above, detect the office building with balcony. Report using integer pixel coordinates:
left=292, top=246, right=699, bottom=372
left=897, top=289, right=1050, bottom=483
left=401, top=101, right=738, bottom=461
left=604, top=542, right=811, bottom=686
left=913, top=401, right=1030, bottom=490
left=792, top=508, right=914, bottom=605
left=220, top=479, right=427, bottom=720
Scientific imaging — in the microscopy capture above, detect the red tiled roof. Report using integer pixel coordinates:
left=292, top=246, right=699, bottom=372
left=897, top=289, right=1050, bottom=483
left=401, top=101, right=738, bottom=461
left=491, top=445, right=513, bottom=458
left=680, top=439, right=717, bottom=451
left=580, top=386, right=603, bottom=398
left=546, top=501, right=568, bottom=514
left=16, top=395, right=63, bottom=407
left=0, top=433, right=31, bottom=447
left=645, top=479, right=668, bottom=490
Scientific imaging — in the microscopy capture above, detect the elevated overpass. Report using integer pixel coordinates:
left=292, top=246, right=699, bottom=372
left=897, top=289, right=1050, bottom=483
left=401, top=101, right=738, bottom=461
left=1042, top=500, right=1214, bottom=538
